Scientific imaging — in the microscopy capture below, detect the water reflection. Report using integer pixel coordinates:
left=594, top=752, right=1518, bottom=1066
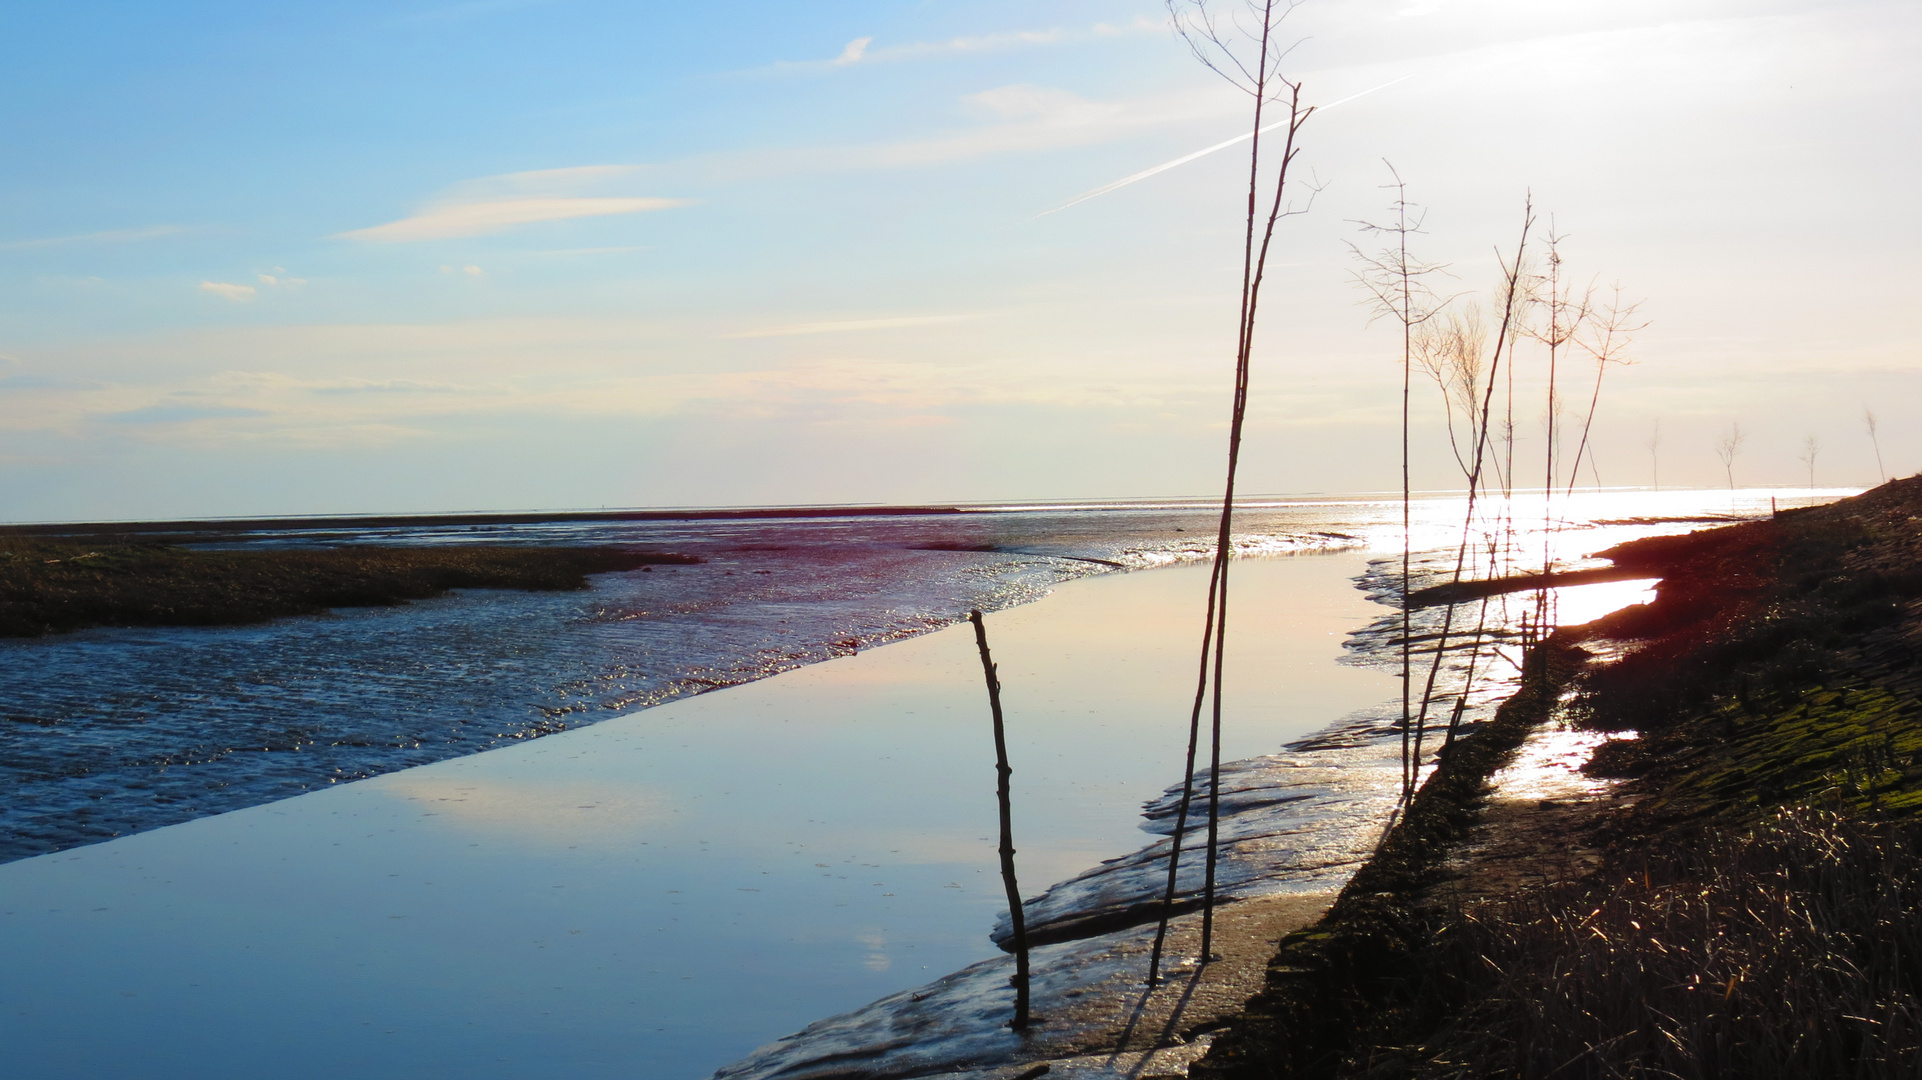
left=373, top=773, right=672, bottom=848
left=0, top=555, right=1396, bottom=1080
left=0, top=489, right=1804, bottom=1079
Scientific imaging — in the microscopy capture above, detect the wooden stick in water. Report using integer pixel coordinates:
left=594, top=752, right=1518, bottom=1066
left=969, top=609, right=1031, bottom=1031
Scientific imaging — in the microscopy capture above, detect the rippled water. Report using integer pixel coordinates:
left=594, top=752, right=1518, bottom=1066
left=0, top=501, right=1382, bottom=863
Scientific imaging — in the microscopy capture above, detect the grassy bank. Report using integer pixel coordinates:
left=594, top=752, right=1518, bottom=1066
left=0, top=537, right=695, bottom=637
left=1194, top=476, right=1922, bottom=1079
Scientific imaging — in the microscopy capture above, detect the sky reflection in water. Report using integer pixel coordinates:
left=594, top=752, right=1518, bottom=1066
left=0, top=554, right=1396, bottom=1080
left=0, top=489, right=1808, bottom=1078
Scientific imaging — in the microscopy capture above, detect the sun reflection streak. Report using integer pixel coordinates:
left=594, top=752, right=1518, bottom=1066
left=1488, top=725, right=1639, bottom=803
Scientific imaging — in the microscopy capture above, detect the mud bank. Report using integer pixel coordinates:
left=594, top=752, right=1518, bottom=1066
left=1193, top=476, right=1922, bottom=1078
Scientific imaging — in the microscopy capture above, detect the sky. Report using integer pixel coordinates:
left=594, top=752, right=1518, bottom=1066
left=1, top=0, right=1917, bottom=521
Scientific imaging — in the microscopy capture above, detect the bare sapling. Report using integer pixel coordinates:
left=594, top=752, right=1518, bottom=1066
left=1563, top=287, right=1646, bottom=502
left=1865, top=407, right=1887, bottom=483
left=1411, top=307, right=1502, bottom=761
left=1716, top=421, right=1747, bottom=491
left=1403, top=201, right=1535, bottom=806
left=969, top=610, right=1031, bottom=1030
left=1801, top=434, right=1821, bottom=493
left=1348, top=163, right=1449, bottom=813
left=1522, top=227, right=1592, bottom=632
left=1148, top=0, right=1314, bottom=981
left=1415, top=306, right=1489, bottom=479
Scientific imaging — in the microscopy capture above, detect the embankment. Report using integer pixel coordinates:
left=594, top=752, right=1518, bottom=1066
left=1193, top=476, right=1922, bottom=1078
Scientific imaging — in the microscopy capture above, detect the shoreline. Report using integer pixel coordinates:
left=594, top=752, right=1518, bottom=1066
left=1192, top=475, right=1922, bottom=1077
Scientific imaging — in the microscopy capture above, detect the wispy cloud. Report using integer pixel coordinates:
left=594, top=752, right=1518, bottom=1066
left=337, top=165, right=689, bottom=242
left=0, top=225, right=186, bottom=250
left=106, top=403, right=269, bottom=425
left=309, top=378, right=461, bottom=395
left=341, top=198, right=685, bottom=243
left=697, top=83, right=1240, bottom=180
left=833, top=36, right=873, bottom=65
left=725, top=314, right=974, bottom=339
left=199, top=281, right=257, bottom=302
left=758, top=19, right=1163, bottom=75
left=1035, top=75, right=1416, bottom=217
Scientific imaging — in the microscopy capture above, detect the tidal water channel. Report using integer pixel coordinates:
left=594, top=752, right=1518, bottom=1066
left=0, top=492, right=1790, bottom=1078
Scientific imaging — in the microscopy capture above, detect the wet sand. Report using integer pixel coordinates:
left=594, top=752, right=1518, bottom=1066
left=948, top=892, right=1340, bottom=1080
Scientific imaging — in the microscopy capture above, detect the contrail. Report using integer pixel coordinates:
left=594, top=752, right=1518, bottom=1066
left=1033, top=74, right=1413, bottom=218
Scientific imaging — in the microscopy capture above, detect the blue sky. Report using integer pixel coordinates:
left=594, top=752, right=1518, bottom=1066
left=1, top=0, right=1917, bottom=520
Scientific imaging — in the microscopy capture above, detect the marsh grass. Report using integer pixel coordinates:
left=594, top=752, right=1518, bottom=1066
left=0, top=537, right=690, bottom=636
left=1359, top=812, right=1922, bottom=1080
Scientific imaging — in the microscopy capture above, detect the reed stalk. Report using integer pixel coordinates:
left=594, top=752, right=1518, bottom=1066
left=1150, top=0, right=1313, bottom=978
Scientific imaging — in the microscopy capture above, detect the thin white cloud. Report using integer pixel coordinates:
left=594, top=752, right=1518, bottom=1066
left=199, top=281, right=257, bottom=302
left=862, top=27, right=1070, bottom=61
left=725, top=314, right=974, bottom=339
left=1034, top=75, right=1416, bottom=217
left=833, top=36, right=873, bottom=65
left=106, top=403, right=269, bottom=425
left=461, top=164, right=643, bottom=194
left=257, top=272, right=307, bottom=288
left=341, top=196, right=686, bottom=243
left=0, top=225, right=186, bottom=250
left=338, top=165, right=688, bottom=242
left=699, top=83, right=1240, bottom=180
left=755, top=18, right=1163, bottom=75
left=309, top=378, right=462, bottom=395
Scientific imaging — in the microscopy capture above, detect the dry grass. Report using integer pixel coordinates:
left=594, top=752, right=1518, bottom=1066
left=1365, top=811, right=1922, bottom=1080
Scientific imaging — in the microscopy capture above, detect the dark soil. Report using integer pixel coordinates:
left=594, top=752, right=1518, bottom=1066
left=0, top=537, right=695, bottom=637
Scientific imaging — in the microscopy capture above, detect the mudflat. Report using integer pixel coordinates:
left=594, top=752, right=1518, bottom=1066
left=0, top=538, right=693, bottom=636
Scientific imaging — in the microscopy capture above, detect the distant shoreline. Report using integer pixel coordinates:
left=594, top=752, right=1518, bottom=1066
left=0, top=539, right=692, bottom=638
left=0, top=504, right=972, bottom=538
left=5, top=486, right=1815, bottom=538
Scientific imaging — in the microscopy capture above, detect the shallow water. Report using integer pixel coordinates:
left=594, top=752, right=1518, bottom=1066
left=0, top=501, right=1377, bottom=863
left=0, top=554, right=1401, bottom=1080
left=0, top=489, right=1804, bottom=1078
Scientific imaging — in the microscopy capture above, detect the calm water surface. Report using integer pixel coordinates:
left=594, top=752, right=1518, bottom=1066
left=0, top=490, right=1809, bottom=1078
left=0, top=555, right=1393, bottom=1079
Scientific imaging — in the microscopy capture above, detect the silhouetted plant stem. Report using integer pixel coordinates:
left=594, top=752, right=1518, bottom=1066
left=1154, top=0, right=1313, bottom=973
left=1408, top=202, right=1535, bottom=801
left=1565, top=287, right=1644, bottom=503
left=1865, top=407, right=1887, bottom=483
left=969, top=609, right=1029, bottom=1031
left=1147, top=553, right=1223, bottom=985
left=1350, top=164, right=1448, bottom=806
